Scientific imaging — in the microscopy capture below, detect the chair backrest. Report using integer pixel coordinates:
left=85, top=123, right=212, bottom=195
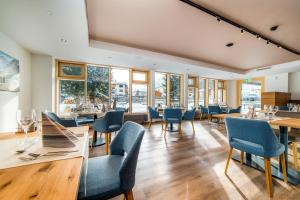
left=199, top=105, right=208, bottom=113
left=208, top=105, right=221, bottom=114
left=277, top=106, right=289, bottom=111
left=183, top=108, right=196, bottom=120
left=110, top=121, right=145, bottom=191
left=105, top=110, right=125, bottom=126
left=45, top=111, right=62, bottom=124
left=229, top=106, right=241, bottom=113
left=225, top=117, right=280, bottom=155
left=148, top=106, right=158, bottom=118
left=163, top=108, right=182, bottom=121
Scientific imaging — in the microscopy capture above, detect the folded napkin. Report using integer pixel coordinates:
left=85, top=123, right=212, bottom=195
left=42, top=112, right=78, bottom=148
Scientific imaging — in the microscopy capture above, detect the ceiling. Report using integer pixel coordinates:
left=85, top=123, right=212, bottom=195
left=87, top=0, right=300, bottom=71
left=0, top=0, right=299, bottom=80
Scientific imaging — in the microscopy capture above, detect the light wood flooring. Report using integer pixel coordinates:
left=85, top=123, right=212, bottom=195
left=89, top=121, right=300, bottom=200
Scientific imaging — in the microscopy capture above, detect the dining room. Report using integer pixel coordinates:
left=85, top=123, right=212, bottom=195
left=1, top=0, right=300, bottom=200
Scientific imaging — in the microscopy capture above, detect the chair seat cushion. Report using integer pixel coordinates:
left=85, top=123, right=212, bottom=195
left=231, top=138, right=285, bottom=158
left=108, top=124, right=122, bottom=132
left=165, top=118, right=180, bottom=123
left=78, top=155, right=124, bottom=200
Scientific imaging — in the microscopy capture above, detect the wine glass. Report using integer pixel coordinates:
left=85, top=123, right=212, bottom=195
left=16, top=109, right=35, bottom=151
left=287, top=103, right=292, bottom=112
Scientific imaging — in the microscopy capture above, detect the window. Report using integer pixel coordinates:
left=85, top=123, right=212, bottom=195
left=199, top=78, right=206, bottom=106
left=218, top=81, right=225, bottom=104
left=87, top=65, right=110, bottom=106
left=241, top=82, right=261, bottom=113
left=111, top=68, right=129, bottom=111
left=154, top=72, right=167, bottom=107
left=58, top=62, right=85, bottom=79
left=131, top=70, right=148, bottom=112
left=188, top=76, right=197, bottom=109
left=59, top=80, right=84, bottom=114
left=208, top=79, right=215, bottom=105
left=169, top=74, right=181, bottom=107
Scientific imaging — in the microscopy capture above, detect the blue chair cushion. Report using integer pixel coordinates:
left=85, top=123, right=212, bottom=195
left=165, top=118, right=180, bottom=123
left=231, top=138, right=285, bottom=158
left=108, top=124, right=122, bottom=132
left=78, top=155, right=124, bottom=200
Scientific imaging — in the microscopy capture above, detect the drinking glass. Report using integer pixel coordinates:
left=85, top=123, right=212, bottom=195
left=16, top=109, right=35, bottom=150
left=287, top=103, right=292, bottom=112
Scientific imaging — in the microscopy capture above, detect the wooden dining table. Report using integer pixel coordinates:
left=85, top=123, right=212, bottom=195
left=215, top=113, right=300, bottom=185
left=0, top=126, right=89, bottom=200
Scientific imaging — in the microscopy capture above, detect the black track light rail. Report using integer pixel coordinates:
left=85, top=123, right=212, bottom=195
left=180, top=0, right=300, bottom=55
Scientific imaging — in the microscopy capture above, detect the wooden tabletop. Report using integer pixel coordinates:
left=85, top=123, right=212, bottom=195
left=211, top=113, right=241, bottom=119
left=0, top=126, right=89, bottom=200
left=269, top=118, right=300, bottom=129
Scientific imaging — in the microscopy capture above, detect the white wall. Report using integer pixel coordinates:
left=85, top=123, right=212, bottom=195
left=31, top=54, right=54, bottom=114
left=226, top=80, right=238, bottom=108
left=289, top=72, right=300, bottom=100
left=0, top=32, right=31, bottom=132
left=265, top=73, right=289, bottom=92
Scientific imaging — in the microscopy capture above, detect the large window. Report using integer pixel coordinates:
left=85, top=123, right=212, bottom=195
left=131, top=71, right=148, bottom=113
left=208, top=79, right=215, bottom=105
left=188, top=76, right=197, bottom=109
left=154, top=72, right=167, bottom=107
left=57, top=61, right=149, bottom=114
left=241, top=82, right=261, bottom=113
left=169, top=74, right=181, bottom=107
left=199, top=78, right=206, bottom=106
left=111, top=68, right=129, bottom=111
left=218, top=81, right=225, bottom=104
left=59, top=80, right=84, bottom=114
left=87, top=65, right=109, bottom=106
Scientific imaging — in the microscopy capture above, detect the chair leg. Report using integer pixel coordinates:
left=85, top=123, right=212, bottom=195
left=293, top=142, right=298, bottom=171
left=124, top=190, right=134, bottom=200
left=105, top=132, right=109, bottom=155
left=161, top=120, right=164, bottom=130
left=191, top=120, right=195, bottom=133
left=200, top=113, right=202, bottom=120
left=178, top=123, right=182, bottom=133
left=264, top=158, right=273, bottom=198
left=164, top=123, right=168, bottom=137
left=100, top=132, right=102, bottom=139
left=148, top=119, right=152, bottom=129
left=280, top=153, right=288, bottom=183
left=240, top=151, right=244, bottom=165
left=224, top=147, right=233, bottom=174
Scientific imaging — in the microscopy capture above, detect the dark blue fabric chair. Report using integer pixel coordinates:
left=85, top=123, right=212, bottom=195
left=182, top=108, right=196, bottom=132
left=94, top=110, right=125, bottom=154
left=224, top=117, right=287, bottom=197
left=78, top=121, right=145, bottom=200
left=199, top=105, right=208, bottom=120
left=228, top=106, right=241, bottom=114
left=277, top=106, right=289, bottom=111
left=163, top=108, right=182, bottom=135
left=208, top=105, right=221, bottom=122
left=45, top=111, right=78, bottom=127
left=148, top=106, right=163, bottom=129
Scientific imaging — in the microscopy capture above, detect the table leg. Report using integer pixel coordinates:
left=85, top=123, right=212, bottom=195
left=279, top=126, right=288, bottom=172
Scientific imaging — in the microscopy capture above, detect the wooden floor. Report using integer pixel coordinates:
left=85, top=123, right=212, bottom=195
left=89, top=121, right=300, bottom=200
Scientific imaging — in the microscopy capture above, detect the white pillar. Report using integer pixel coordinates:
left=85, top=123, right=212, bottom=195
left=149, top=69, right=155, bottom=107
left=183, top=73, right=189, bottom=108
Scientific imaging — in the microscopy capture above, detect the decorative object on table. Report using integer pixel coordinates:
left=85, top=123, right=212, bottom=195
left=42, top=112, right=78, bottom=148
left=224, top=117, right=287, bottom=198
left=0, top=50, right=20, bottom=92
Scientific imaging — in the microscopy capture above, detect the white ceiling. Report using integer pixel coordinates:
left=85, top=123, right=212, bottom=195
left=0, top=0, right=299, bottom=80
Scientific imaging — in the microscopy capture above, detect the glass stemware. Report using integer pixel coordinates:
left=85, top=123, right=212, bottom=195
left=16, top=109, right=35, bottom=151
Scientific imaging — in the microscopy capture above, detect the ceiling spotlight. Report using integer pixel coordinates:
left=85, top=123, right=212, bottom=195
left=240, top=29, right=244, bottom=35
left=270, top=25, right=279, bottom=31
left=277, top=45, right=282, bottom=49
left=266, top=40, right=270, bottom=44
left=216, top=17, right=221, bottom=23
left=47, top=10, right=53, bottom=16
left=60, top=38, right=67, bottom=43
left=226, top=42, right=234, bottom=47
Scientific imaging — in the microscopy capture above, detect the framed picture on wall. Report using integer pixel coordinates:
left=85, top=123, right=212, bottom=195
left=0, top=50, right=20, bottom=92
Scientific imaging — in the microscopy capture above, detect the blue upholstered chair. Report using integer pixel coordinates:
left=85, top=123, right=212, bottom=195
left=148, top=106, right=163, bottom=129
left=208, top=105, right=221, bottom=122
left=93, top=110, right=125, bottom=154
left=163, top=108, right=182, bottom=136
left=45, top=111, right=78, bottom=127
left=199, top=105, right=208, bottom=120
left=224, top=117, right=287, bottom=197
left=78, top=121, right=145, bottom=200
left=277, top=106, right=289, bottom=111
left=182, top=108, right=196, bottom=132
left=228, top=106, right=241, bottom=114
